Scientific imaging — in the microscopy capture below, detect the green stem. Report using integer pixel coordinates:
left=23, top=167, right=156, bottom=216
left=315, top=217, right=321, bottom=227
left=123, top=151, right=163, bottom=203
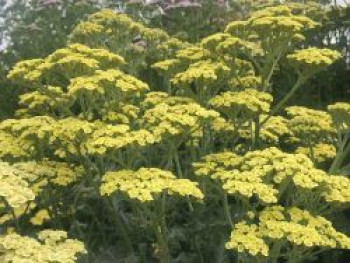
left=155, top=193, right=171, bottom=263
left=223, top=193, right=233, bottom=227
left=175, top=151, right=194, bottom=212
left=307, top=139, right=315, bottom=163
left=329, top=133, right=350, bottom=174
left=107, top=198, right=134, bottom=255
left=253, top=115, right=260, bottom=149
left=261, top=76, right=306, bottom=127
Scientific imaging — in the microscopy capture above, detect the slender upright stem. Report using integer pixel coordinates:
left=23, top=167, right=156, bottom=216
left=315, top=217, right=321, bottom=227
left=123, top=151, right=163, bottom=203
left=223, top=193, right=233, bottom=227
left=261, top=76, right=306, bottom=127
left=154, top=193, right=171, bottom=263
left=107, top=199, right=134, bottom=254
left=329, top=133, right=350, bottom=174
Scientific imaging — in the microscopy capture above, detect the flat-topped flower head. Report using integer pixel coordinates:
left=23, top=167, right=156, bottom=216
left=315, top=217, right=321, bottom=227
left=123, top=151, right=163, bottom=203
left=17, top=86, right=70, bottom=117
left=229, top=75, right=262, bottom=91
left=328, top=102, right=350, bottom=132
left=141, top=92, right=194, bottom=109
left=209, top=89, right=273, bottom=119
left=225, top=220, right=269, bottom=257
left=200, top=33, right=232, bottom=51
left=225, top=6, right=318, bottom=55
left=69, top=9, right=169, bottom=70
left=151, top=59, right=183, bottom=76
left=67, top=69, right=149, bottom=117
left=86, top=125, right=157, bottom=156
left=176, top=46, right=211, bottom=61
left=171, top=60, right=230, bottom=87
left=0, top=230, right=86, bottom=262
left=287, top=47, right=342, bottom=76
left=8, top=44, right=126, bottom=86
left=226, top=206, right=350, bottom=258
left=13, top=161, right=84, bottom=190
left=140, top=101, right=220, bottom=141
left=0, top=162, right=35, bottom=208
left=296, top=143, right=336, bottom=164
left=100, top=168, right=203, bottom=202
left=286, top=106, right=335, bottom=144
left=7, top=59, right=43, bottom=84
left=194, top=147, right=350, bottom=207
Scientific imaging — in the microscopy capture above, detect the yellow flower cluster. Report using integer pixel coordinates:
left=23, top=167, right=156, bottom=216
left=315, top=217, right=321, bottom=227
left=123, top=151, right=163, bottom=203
left=286, top=106, right=335, bottom=144
left=239, top=115, right=290, bottom=144
left=101, top=103, right=140, bottom=124
left=0, top=130, right=33, bottom=159
left=229, top=75, right=262, bottom=91
left=45, top=118, right=96, bottom=158
left=225, top=221, right=269, bottom=256
left=193, top=150, right=279, bottom=203
left=0, top=162, right=35, bottom=208
left=209, top=89, right=273, bottom=119
left=0, top=203, right=36, bottom=225
left=200, top=33, right=232, bottom=52
left=13, top=161, right=84, bottom=190
left=17, top=86, right=70, bottom=117
left=30, top=209, right=50, bottom=226
left=296, top=143, right=336, bottom=164
left=69, top=9, right=169, bottom=62
left=0, top=230, right=86, bottom=262
left=141, top=92, right=194, bottom=109
left=323, top=175, right=350, bottom=204
left=141, top=101, right=220, bottom=140
left=176, top=46, right=211, bottom=61
left=215, top=36, right=262, bottom=57
left=6, top=59, right=43, bottom=84
left=225, top=6, right=317, bottom=50
left=287, top=47, right=342, bottom=75
left=171, top=60, right=230, bottom=86
left=154, top=37, right=190, bottom=60
left=8, top=44, right=125, bottom=85
left=193, top=147, right=350, bottom=205
left=328, top=102, right=350, bottom=132
left=68, top=68, right=149, bottom=114
left=69, top=69, right=149, bottom=97
left=0, top=116, right=54, bottom=141
left=0, top=116, right=160, bottom=159
left=151, top=59, right=182, bottom=76
left=100, top=168, right=203, bottom=202
left=86, top=126, right=157, bottom=156
left=226, top=206, right=350, bottom=257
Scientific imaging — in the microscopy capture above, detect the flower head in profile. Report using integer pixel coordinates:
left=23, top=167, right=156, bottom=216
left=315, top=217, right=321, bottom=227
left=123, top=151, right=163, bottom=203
left=100, top=168, right=203, bottom=202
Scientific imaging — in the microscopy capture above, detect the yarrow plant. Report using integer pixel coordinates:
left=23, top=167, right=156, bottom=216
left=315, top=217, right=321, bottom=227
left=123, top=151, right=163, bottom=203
left=0, top=4, right=349, bottom=263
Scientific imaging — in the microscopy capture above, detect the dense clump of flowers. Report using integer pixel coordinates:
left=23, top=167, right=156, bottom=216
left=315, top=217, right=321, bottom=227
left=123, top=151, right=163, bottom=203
left=0, top=5, right=347, bottom=263
left=286, top=106, right=335, bottom=144
left=0, top=230, right=86, bottom=262
left=141, top=99, right=220, bottom=141
left=239, top=115, right=291, bottom=145
left=226, top=206, right=350, bottom=258
left=100, top=168, right=203, bottom=202
left=193, top=147, right=350, bottom=208
left=287, top=47, right=342, bottom=76
left=296, top=143, right=336, bottom=164
left=69, top=9, right=170, bottom=72
left=0, top=162, right=35, bottom=208
left=209, top=89, right=273, bottom=119
left=7, top=44, right=148, bottom=120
